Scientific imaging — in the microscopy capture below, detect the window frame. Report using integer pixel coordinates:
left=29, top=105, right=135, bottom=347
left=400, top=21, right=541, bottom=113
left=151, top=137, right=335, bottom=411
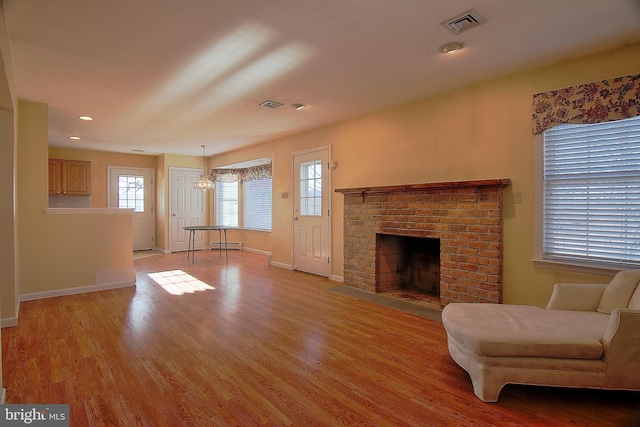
left=534, top=117, right=640, bottom=275
left=213, top=162, right=273, bottom=232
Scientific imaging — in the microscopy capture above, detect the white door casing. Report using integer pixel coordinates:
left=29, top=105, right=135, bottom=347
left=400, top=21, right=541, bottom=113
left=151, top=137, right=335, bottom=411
left=292, top=146, right=331, bottom=277
left=169, top=167, right=204, bottom=252
left=108, top=167, right=154, bottom=251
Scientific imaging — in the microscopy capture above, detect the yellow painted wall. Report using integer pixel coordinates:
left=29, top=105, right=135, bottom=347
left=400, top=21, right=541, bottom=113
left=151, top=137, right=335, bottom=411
left=0, top=107, right=15, bottom=323
left=212, top=41, right=640, bottom=306
left=0, top=1, right=15, bottom=397
left=17, top=100, right=134, bottom=296
left=48, top=147, right=157, bottom=208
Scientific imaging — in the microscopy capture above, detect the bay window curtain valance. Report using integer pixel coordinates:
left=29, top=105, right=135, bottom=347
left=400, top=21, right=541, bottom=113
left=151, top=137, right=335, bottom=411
left=532, top=73, right=640, bottom=134
left=212, top=163, right=271, bottom=183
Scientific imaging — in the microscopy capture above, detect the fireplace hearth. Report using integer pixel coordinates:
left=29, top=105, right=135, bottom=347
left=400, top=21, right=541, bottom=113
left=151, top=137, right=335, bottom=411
left=336, top=179, right=510, bottom=306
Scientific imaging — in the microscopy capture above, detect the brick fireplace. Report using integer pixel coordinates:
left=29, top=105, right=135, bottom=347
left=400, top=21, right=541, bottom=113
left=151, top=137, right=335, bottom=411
left=336, top=179, right=510, bottom=306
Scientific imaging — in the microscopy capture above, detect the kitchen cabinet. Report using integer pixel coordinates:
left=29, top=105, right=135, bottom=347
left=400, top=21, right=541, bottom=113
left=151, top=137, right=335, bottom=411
left=48, top=159, right=91, bottom=195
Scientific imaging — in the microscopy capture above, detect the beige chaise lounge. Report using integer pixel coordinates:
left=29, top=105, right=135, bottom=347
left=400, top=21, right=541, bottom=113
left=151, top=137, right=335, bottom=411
left=441, top=270, right=640, bottom=402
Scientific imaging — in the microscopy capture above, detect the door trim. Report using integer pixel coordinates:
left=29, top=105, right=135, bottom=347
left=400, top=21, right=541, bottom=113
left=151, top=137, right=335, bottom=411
left=107, top=166, right=155, bottom=250
left=291, top=145, right=332, bottom=276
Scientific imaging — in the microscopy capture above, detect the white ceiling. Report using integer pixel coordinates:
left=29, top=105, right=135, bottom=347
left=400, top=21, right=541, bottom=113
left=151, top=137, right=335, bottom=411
left=4, top=0, right=640, bottom=157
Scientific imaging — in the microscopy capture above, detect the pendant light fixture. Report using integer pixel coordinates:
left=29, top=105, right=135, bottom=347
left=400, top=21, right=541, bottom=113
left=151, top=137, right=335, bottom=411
left=193, top=144, right=214, bottom=191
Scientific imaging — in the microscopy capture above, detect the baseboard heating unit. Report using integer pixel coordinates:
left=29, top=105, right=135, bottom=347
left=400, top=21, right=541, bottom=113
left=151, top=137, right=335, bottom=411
left=210, top=241, right=243, bottom=250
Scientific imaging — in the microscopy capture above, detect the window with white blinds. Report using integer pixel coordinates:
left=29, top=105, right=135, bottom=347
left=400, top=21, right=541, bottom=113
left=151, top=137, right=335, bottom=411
left=215, top=181, right=238, bottom=227
left=243, top=178, right=272, bottom=231
left=542, top=115, right=640, bottom=267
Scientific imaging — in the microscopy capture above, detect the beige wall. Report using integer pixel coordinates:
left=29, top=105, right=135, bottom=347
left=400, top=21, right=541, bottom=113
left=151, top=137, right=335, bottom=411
left=211, top=41, right=640, bottom=307
left=0, top=107, right=15, bottom=322
left=16, top=100, right=134, bottom=298
left=48, top=147, right=157, bottom=208
left=0, top=0, right=15, bottom=398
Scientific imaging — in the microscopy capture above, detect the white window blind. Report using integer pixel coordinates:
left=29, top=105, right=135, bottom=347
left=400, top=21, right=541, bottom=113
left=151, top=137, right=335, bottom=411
left=543, top=115, right=640, bottom=267
left=215, top=181, right=238, bottom=227
left=243, top=178, right=272, bottom=231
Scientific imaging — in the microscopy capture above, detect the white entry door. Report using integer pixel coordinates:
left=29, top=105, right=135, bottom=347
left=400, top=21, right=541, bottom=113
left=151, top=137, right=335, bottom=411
left=109, top=167, right=154, bottom=251
left=293, top=146, right=331, bottom=277
left=170, top=167, right=204, bottom=252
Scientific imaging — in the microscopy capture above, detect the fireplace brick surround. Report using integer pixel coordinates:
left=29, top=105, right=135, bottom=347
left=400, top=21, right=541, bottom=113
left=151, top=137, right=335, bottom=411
left=336, top=179, right=511, bottom=306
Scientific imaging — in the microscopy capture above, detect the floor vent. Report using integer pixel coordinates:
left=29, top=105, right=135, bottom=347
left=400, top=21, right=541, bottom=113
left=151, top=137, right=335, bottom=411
left=441, top=9, right=486, bottom=34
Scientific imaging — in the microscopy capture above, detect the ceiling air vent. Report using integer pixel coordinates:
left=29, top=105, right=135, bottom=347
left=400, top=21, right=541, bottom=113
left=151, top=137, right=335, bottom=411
left=441, top=9, right=486, bottom=34
left=259, top=100, right=283, bottom=109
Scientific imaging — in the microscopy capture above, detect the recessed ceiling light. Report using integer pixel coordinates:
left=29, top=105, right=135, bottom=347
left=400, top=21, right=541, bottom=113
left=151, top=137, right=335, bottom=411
left=291, top=103, right=306, bottom=110
left=69, top=136, right=80, bottom=140
left=78, top=115, right=93, bottom=121
left=439, top=41, right=464, bottom=54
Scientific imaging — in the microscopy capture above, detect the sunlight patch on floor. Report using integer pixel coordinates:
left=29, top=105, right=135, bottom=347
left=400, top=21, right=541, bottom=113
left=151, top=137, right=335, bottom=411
left=148, top=270, right=215, bottom=295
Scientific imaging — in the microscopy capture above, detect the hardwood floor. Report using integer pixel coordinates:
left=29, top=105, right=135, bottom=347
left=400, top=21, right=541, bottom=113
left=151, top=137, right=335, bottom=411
left=3, top=250, right=640, bottom=426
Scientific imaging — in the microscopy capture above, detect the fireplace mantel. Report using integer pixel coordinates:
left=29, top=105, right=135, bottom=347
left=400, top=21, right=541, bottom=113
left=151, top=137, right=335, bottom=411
left=335, top=178, right=511, bottom=195
left=337, top=178, right=511, bottom=306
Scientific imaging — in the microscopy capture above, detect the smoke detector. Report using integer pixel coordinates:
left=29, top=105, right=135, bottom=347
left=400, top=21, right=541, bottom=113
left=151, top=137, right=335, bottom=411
left=441, top=9, right=486, bottom=34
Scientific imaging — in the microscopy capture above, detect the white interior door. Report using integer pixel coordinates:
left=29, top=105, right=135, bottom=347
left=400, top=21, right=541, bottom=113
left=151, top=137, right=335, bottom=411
left=293, top=146, right=331, bottom=277
left=170, top=167, right=204, bottom=252
left=109, top=167, right=154, bottom=251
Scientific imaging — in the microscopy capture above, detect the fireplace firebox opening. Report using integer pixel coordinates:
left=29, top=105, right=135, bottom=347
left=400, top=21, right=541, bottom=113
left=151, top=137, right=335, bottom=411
left=376, top=234, right=440, bottom=297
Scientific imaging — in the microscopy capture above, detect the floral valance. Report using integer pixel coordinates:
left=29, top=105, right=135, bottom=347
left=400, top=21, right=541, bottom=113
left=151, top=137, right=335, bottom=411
left=532, top=74, right=640, bottom=134
left=212, top=163, right=272, bottom=183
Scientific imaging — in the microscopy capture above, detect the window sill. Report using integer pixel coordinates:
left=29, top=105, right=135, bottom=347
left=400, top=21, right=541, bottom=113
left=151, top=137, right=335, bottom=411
left=532, top=258, right=638, bottom=277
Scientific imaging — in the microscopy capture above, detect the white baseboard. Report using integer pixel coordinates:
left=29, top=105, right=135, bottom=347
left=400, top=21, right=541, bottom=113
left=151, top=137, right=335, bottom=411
left=1, top=316, right=18, bottom=328
left=1, top=300, right=20, bottom=328
left=269, top=260, right=293, bottom=270
left=20, top=280, right=135, bottom=302
left=242, top=247, right=271, bottom=257
left=330, top=275, right=344, bottom=282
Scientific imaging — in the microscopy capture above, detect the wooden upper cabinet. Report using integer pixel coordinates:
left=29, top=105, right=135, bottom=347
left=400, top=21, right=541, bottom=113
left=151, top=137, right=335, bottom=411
left=48, top=159, right=62, bottom=195
left=49, top=159, right=91, bottom=196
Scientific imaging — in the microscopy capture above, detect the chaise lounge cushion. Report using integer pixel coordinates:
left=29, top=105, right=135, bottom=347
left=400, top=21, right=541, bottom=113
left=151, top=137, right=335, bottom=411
left=442, top=304, right=609, bottom=359
left=597, top=270, right=640, bottom=313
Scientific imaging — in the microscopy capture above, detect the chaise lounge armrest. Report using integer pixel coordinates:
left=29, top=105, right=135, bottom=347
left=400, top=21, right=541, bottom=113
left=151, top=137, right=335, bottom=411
left=546, top=282, right=608, bottom=311
left=602, top=308, right=640, bottom=388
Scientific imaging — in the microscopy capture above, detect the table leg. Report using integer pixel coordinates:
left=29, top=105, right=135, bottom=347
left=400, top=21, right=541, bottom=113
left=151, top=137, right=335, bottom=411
left=223, top=228, right=228, bottom=261
left=189, top=229, right=196, bottom=264
left=187, top=230, right=191, bottom=260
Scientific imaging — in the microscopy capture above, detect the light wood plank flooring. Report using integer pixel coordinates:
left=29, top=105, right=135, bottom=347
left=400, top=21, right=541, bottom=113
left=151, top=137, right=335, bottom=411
left=3, top=251, right=640, bottom=426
